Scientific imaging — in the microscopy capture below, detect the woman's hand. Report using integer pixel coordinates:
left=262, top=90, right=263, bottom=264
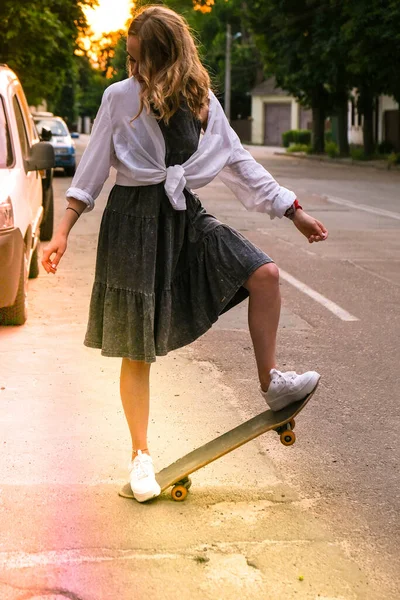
left=293, top=210, right=328, bottom=243
left=41, top=233, right=68, bottom=274
left=41, top=201, right=85, bottom=274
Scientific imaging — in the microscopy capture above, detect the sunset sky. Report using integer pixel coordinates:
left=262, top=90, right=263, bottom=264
left=83, top=0, right=135, bottom=39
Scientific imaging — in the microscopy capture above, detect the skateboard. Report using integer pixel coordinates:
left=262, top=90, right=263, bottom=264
left=119, top=383, right=318, bottom=502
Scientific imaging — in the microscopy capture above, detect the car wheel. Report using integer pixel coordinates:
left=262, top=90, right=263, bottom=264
left=40, top=186, right=54, bottom=241
left=65, top=165, right=76, bottom=177
left=29, top=244, right=40, bottom=279
left=0, top=252, right=28, bottom=326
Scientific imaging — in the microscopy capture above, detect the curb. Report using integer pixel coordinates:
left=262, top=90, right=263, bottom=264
left=274, top=151, right=400, bottom=172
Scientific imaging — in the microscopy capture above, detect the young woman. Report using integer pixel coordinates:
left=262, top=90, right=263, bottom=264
left=42, top=5, right=328, bottom=503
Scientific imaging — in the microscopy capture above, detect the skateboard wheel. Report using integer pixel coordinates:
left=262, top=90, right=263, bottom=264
left=171, top=485, right=188, bottom=502
left=288, top=419, right=295, bottom=429
left=280, top=430, right=296, bottom=446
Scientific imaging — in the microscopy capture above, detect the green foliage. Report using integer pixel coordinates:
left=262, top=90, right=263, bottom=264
left=48, top=64, right=79, bottom=126
left=282, top=130, right=311, bottom=148
left=245, top=1, right=344, bottom=107
left=241, top=0, right=400, bottom=154
left=244, top=0, right=350, bottom=152
left=108, top=35, right=130, bottom=84
left=342, top=0, right=400, bottom=103
left=350, top=146, right=369, bottom=161
left=286, top=143, right=311, bottom=153
left=325, top=141, right=339, bottom=158
left=0, top=0, right=96, bottom=106
left=164, top=0, right=263, bottom=118
left=387, top=152, right=400, bottom=167
left=75, top=55, right=108, bottom=120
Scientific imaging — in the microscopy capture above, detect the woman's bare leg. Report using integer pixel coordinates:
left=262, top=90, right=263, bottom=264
left=120, top=358, right=151, bottom=460
left=243, top=263, right=281, bottom=392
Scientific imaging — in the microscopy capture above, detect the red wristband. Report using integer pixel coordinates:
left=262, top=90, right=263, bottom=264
left=294, top=199, right=303, bottom=210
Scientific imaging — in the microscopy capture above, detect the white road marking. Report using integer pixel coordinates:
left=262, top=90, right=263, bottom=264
left=325, top=195, right=400, bottom=221
left=280, top=269, right=359, bottom=322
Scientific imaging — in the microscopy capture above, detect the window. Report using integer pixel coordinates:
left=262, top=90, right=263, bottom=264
left=0, top=96, right=14, bottom=168
left=34, top=118, right=68, bottom=137
left=12, top=95, right=30, bottom=159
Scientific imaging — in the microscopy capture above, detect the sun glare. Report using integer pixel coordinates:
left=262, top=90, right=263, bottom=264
left=83, top=0, right=135, bottom=39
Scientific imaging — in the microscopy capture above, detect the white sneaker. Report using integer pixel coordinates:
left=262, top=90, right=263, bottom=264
left=129, top=450, right=161, bottom=503
left=260, top=368, right=320, bottom=412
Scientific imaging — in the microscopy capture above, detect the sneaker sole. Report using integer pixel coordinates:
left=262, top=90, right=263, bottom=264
left=132, top=483, right=161, bottom=503
left=267, top=374, right=320, bottom=412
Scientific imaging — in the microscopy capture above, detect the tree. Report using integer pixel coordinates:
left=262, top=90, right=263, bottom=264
left=49, top=64, right=79, bottom=126
left=0, top=0, right=96, bottom=105
left=107, top=34, right=131, bottom=84
left=242, top=0, right=350, bottom=153
left=165, top=0, right=264, bottom=119
left=343, top=0, right=400, bottom=155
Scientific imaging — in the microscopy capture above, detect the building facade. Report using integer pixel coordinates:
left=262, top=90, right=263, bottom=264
left=251, top=78, right=400, bottom=150
left=348, top=94, right=400, bottom=149
left=250, top=78, right=312, bottom=146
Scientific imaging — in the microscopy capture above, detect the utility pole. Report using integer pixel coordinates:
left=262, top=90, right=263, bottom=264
left=224, top=23, right=232, bottom=122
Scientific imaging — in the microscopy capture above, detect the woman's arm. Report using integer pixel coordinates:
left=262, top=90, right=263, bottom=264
left=213, top=96, right=328, bottom=240
left=211, top=95, right=295, bottom=219
left=42, top=89, right=114, bottom=274
left=66, top=88, right=114, bottom=213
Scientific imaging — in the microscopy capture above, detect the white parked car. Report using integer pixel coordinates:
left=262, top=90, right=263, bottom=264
left=0, top=64, right=54, bottom=325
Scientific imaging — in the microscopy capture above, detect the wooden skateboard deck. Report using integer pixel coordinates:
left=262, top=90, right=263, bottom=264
left=119, top=383, right=318, bottom=502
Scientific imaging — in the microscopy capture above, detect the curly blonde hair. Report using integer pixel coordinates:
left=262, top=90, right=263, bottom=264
left=128, top=5, right=211, bottom=124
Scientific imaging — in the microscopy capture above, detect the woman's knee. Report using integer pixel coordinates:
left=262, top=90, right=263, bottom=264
left=244, top=262, right=279, bottom=291
left=122, top=357, right=151, bottom=373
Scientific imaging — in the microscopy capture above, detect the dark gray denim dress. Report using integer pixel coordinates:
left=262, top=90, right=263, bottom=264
left=84, top=102, right=272, bottom=362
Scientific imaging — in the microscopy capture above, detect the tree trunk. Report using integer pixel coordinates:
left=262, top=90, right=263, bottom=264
left=337, top=95, right=350, bottom=156
left=363, top=107, right=374, bottom=156
left=311, top=104, right=325, bottom=153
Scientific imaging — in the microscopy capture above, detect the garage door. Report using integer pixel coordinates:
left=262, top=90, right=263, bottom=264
left=264, top=103, right=291, bottom=146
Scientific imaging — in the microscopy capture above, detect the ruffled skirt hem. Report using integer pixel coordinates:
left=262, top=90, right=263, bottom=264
left=84, top=185, right=272, bottom=363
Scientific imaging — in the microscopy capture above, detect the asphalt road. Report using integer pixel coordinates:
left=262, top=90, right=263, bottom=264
left=1, top=141, right=399, bottom=598
left=195, top=148, right=400, bottom=585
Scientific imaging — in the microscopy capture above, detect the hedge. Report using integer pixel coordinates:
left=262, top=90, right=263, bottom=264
left=282, top=129, right=312, bottom=147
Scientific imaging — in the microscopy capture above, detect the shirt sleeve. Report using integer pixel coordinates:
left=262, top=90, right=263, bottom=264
left=66, top=89, right=114, bottom=212
left=218, top=112, right=296, bottom=219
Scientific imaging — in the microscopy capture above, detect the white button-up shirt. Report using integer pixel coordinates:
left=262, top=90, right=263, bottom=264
left=66, top=77, right=296, bottom=219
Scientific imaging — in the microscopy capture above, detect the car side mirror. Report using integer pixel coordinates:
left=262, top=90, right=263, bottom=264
left=26, top=142, right=55, bottom=171
left=71, top=132, right=79, bottom=139
left=40, top=128, right=52, bottom=142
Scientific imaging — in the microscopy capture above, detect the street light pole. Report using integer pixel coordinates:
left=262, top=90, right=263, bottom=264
left=224, top=23, right=232, bottom=122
